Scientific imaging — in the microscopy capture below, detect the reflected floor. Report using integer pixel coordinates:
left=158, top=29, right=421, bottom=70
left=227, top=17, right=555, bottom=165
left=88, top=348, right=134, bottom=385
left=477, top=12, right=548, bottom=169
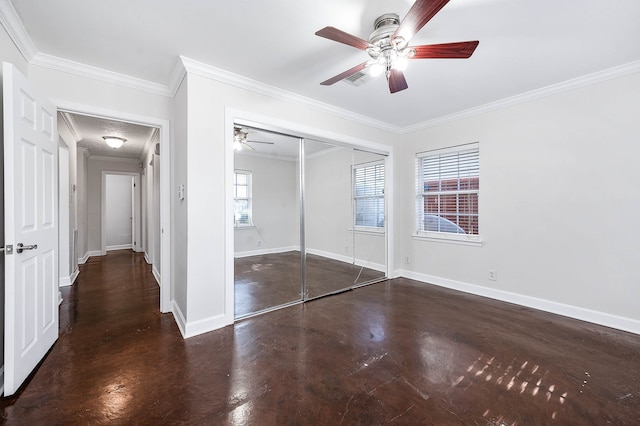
left=234, top=251, right=385, bottom=317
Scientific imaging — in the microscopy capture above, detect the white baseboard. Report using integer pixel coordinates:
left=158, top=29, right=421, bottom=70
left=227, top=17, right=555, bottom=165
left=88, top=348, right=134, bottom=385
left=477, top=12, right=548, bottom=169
left=144, top=252, right=151, bottom=264
left=106, top=244, right=133, bottom=251
left=396, top=269, right=640, bottom=336
left=234, top=245, right=299, bottom=258
left=0, top=366, right=4, bottom=396
left=59, top=268, right=79, bottom=287
left=152, top=266, right=161, bottom=286
left=78, top=250, right=103, bottom=264
left=171, top=301, right=231, bottom=339
left=305, top=248, right=386, bottom=273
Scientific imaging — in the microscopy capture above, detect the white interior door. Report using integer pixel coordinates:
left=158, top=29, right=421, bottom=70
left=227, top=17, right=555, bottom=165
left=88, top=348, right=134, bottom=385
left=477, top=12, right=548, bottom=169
left=3, top=62, right=59, bottom=396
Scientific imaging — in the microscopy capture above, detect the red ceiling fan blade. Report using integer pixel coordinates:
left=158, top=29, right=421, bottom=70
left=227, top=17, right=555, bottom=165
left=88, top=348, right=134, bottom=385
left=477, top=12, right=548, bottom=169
left=321, top=62, right=369, bottom=86
left=411, top=40, right=479, bottom=59
left=388, top=69, right=408, bottom=93
left=393, top=0, right=450, bottom=43
left=315, top=27, right=372, bottom=50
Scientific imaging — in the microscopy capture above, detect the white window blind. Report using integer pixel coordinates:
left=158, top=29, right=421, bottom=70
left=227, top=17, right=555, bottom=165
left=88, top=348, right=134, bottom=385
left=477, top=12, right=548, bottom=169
left=353, top=161, right=385, bottom=228
left=234, top=170, right=252, bottom=227
left=416, top=144, right=479, bottom=235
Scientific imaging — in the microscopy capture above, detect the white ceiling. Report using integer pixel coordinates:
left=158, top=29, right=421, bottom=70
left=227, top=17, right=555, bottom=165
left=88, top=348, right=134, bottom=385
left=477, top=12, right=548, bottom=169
left=9, top=0, right=640, bottom=129
left=59, top=112, right=157, bottom=159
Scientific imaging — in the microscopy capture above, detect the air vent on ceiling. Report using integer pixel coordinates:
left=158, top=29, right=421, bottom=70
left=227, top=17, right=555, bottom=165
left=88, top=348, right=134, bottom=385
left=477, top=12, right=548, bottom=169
left=342, top=71, right=370, bottom=87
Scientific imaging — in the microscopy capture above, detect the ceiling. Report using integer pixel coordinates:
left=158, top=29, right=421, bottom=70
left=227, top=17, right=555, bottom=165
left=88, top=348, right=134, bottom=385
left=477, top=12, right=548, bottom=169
left=59, top=112, right=157, bottom=159
left=9, top=0, right=640, bottom=129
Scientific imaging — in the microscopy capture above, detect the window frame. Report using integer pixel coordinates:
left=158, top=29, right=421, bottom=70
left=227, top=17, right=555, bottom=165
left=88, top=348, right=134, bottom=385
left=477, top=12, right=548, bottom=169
left=233, top=169, right=253, bottom=228
left=352, top=160, right=385, bottom=232
left=414, top=143, right=481, bottom=246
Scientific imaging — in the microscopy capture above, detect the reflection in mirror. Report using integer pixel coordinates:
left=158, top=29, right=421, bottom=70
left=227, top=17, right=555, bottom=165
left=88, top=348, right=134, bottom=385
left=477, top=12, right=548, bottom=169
left=303, top=141, right=387, bottom=299
left=352, top=150, right=387, bottom=286
left=233, top=127, right=301, bottom=318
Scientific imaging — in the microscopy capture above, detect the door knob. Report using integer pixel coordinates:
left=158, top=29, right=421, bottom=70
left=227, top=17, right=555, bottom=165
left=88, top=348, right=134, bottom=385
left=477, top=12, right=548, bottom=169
left=17, top=243, right=38, bottom=254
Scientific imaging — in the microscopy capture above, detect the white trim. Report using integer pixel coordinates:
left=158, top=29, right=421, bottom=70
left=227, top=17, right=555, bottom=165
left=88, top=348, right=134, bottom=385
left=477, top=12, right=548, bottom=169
left=30, top=52, right=171, bottom=96
left=59, top=268, right=78, bottom=287
left=171, top=301, right=187, bottom=338
left=0, top=366, right=4, bottom=396
left=106, top=244, right=133, bottom=251
left=182, top=56, right=399, bottom=133
left=234, top=246, right=299, bottom=258
left=78, top=250, right=103, bottom=264
left=172, top=301, right=229, bottom=339
left=152, top=266, right=161, bottom=286
left=397, top=270, right=640, bottom=336
left=59, top=112, right=82, bottom=142
left=305, top=248, right=386, bottom=273
left=405, top=60, right=640, bottom=132
left=412, top=233, right=483, bottom=247
left=0, top=0, right=37, bottom=61
left=144, top=252, right=151, bottom=264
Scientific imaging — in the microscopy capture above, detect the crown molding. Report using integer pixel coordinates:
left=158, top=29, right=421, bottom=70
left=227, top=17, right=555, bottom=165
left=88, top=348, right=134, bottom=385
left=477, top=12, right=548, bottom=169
left=59, top=111, right=83, bottom=142
left=0, top=0, right=36, bottom=61
left=30, top=52, right=172, bottom=97
left=77, top=146, right=90, bottom=158
left=178, top=56, right=401, bottom=134
left=404, top=59, right=640, bottom=133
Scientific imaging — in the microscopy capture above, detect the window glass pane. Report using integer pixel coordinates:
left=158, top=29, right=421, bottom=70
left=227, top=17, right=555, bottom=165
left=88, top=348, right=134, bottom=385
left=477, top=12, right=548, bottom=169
left=236, top=186, right=247, bottom=199
left=417, top=146, right=479, bottom=235
left=353, top=162, right=384, bottom=228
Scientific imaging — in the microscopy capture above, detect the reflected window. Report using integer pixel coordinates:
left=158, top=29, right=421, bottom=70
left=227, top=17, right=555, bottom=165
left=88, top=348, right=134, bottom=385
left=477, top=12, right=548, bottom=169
left=234, top=170, right=252, bottom=227
left=416, top=143, right=479, bottom=235
left=353, top=161, right=385, bottom=229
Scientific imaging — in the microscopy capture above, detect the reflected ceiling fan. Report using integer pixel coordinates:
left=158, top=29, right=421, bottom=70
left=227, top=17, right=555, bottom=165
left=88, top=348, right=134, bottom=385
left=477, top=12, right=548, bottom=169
left=315, top=0, right=479, bottom=93
left=234, top=127, right=275, bottom=151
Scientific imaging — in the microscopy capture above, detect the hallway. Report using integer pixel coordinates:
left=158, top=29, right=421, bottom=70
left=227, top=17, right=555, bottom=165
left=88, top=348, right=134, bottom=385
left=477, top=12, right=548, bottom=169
left=2, top=250, right=640, bottom=424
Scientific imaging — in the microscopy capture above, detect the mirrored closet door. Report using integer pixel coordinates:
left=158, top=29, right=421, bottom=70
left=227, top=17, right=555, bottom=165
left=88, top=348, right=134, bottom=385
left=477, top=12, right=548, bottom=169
left=233, top=124, right=388, bottom=318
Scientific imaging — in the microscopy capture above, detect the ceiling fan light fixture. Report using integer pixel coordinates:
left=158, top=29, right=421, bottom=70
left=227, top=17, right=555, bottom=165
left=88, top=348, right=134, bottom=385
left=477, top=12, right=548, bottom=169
left=103, top=136, right=126, bottom=149
left=393, top=56, right=408, bottom=71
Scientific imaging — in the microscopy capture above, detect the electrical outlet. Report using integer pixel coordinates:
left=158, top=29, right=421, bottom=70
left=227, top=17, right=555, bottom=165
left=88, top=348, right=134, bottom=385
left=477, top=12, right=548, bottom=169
left=405, top=256, right=410, bottom=264
left=488, top=269, right=497, bottom=281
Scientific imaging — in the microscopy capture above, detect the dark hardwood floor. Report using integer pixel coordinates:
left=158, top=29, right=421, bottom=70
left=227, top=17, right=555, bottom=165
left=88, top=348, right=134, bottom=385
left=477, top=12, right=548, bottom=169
left=2, top=250, right=639, bottom=424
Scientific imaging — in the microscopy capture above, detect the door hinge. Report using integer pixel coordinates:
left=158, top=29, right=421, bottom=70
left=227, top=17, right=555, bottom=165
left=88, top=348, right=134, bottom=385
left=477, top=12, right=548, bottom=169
left=0, top=244, right=14, bottom=255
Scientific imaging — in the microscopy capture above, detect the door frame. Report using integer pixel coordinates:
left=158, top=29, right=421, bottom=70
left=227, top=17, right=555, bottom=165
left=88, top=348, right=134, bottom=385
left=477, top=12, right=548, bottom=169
left=224, top=108, right=395, bottom=323
left=101, top=171, right=140, bottom=254
left=54, top=100, right=172, bottom=313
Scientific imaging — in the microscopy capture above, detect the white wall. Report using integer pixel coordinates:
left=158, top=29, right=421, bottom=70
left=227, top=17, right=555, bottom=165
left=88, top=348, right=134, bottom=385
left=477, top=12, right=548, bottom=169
left=105, top=174, right=133, bottom=248
left=76, top=148, right=89, bottom=262
left=396, top=71, right=640, bottom=332
left=233, top=153, right=299, bottom=255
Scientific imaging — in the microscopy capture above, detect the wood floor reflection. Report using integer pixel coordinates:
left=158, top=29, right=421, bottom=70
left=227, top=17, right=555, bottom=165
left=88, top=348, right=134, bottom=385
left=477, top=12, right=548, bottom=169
left=234, top=251, right=385, bottom=317
left=2, top=250, right=639, bottom=424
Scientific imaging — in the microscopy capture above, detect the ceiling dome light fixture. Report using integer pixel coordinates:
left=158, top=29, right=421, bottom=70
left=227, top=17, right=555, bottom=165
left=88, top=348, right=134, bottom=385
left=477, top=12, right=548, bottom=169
left=103, top=136, right=127, bottom=149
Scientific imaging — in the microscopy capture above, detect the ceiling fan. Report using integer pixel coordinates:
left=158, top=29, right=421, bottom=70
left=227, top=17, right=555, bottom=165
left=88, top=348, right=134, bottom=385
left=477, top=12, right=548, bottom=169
left=315, top=0, right=479, bottom=93
left=234, top=127, right=275, bottom=151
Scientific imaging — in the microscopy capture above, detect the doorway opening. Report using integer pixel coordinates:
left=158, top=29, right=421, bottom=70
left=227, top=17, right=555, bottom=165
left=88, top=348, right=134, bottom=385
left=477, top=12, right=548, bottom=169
left=102, top=172, right=139, bottom=253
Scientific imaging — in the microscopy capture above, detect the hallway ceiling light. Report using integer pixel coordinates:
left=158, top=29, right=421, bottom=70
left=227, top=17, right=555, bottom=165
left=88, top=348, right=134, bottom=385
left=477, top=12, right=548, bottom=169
left=103, top=136, right=127, bottom=149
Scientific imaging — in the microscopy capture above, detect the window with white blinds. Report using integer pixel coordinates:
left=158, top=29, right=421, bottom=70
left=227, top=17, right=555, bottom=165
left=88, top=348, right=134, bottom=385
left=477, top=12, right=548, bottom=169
left=234, top=170, right=252, bottom=227
left=416, top=143, right=479, bottom=236
left=353, top=161, right=385, bottom=229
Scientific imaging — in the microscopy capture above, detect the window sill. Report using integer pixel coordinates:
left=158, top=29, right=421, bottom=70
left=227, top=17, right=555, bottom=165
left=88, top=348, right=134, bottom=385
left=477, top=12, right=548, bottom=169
left=412, top=232, right=483, bottom=247
left=350, top=227, right=385, bottom=235
left=234, top=225, right=255, bottom=230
